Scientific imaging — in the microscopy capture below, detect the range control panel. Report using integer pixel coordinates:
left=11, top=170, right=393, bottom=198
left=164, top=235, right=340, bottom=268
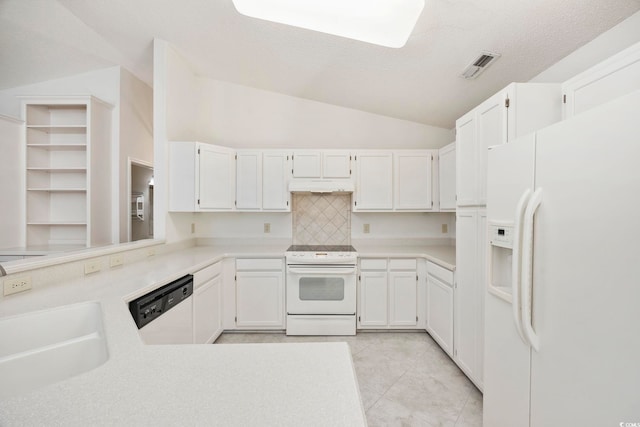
left=489, top=223, right=514, bottom=249
left=129, top=274, right=193, bottom=329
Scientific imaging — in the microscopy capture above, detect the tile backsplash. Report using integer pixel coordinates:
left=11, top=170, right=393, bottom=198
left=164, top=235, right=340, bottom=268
left=292, top=194, right=351, bottom=245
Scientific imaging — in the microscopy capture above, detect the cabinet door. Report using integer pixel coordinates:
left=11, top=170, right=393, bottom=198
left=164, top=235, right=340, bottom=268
left=426, top=274, right=453, bottom=355
left=236, top=151, right=262, bottom=210
left=476, top=210, right=487, bottom=388
left=359, top=271, right=388, bottom=327
left=355, top=151, right=393, bottom=210
left=455, top=111, right=477, bottom=207
left=476, top=91, right=508, bottom=205
left=194, top=275, right=222, bottom=344
left=263, top=151, right=290, bottom=210
left=236, top=271, right=284, bottom=328
left=198, top=144, right=235, bottom=210
left=455, top=210, right=479, bottom=378
left=292, top=151, right=321, bottom=178
left=322, top=151, right=351, bottom=178
left=438, top=143, right=456, bottom=211
left=389, top=271, right=418, bottom=326
left=394, top=151, right=433, bottom=210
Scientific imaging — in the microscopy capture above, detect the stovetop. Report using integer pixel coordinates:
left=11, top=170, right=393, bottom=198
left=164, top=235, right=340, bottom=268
left=287, top=245, right=357, bottom=252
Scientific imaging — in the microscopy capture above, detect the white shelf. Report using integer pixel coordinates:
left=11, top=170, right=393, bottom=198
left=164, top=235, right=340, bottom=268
left=27, top=144, right=86, bottom=150
left=26, top=125, right=87, bottom=133
left=27, top=188, right=87, bottom=192
left=27, top=222, right=87, bottom=226
left=27, top=168, right=87, bottom=172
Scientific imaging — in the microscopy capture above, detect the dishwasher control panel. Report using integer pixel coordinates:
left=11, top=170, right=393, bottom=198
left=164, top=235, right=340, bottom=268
left=129, top=274, right=193, bottom=329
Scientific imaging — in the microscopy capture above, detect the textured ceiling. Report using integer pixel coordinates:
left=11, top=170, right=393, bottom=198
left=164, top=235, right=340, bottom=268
left=1, top=0, right=639, bottom=128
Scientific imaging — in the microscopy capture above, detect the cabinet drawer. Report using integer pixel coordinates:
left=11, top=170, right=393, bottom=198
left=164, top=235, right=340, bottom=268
left=360, top=258, right=388, bottom=270
left=389, top=258, right=417, bottom=271
left=236, top=258, right=283, bottom=271
left=427, top=261, right=454, bottom=285
left=193, top=261, right=222, bottom=287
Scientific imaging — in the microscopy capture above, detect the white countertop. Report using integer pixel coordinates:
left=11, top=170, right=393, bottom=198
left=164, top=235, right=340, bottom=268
left=0, top=241, right=455, bottom=425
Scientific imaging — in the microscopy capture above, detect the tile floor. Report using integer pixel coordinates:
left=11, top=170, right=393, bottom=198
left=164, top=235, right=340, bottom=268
left=215, top=331, right=483, bottom=426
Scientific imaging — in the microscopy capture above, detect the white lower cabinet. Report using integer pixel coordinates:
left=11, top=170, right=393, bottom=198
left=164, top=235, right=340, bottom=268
left=426, top=261, right=454, bottom=356
left=193, top=262, right=223, bottom=344
left=235, top=258, right=285, bottom=329
left=358, top=258, right=419, bottom=329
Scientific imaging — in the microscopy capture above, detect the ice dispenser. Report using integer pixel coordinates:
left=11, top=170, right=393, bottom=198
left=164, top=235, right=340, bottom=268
left=488, top=221, right=515, bottom=301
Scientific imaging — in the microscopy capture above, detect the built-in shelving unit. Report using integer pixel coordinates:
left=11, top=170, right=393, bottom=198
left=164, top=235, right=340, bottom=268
left=22, top=96, right=113, bottom=249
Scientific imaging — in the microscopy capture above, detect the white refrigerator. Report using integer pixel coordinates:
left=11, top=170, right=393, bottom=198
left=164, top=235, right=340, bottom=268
left=483, top=90, right=640, bottom=427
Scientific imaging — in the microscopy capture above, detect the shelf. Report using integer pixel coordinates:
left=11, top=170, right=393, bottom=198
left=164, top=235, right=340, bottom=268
left=26, top=125, right=87, bottom=134
left=27, top=168, right=87, bottom=173
left=27, top=188, right=86, bottom=192
left=27, top=144, right=87, bottom=150
left=27, top=222, right=87, bottom=226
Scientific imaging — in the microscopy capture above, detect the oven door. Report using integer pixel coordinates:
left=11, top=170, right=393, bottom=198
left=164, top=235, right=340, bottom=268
left=286, top=265, right=357, bottom=315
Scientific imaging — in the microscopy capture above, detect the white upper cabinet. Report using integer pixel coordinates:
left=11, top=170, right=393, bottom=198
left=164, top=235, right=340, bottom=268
left=292, top=150, right=352, bottom=179
left=169, top=142, right=235, bottom=212
left=354, top=151, right=393, bottom=210
left=236, top=150, right=262, bottom=210
left=394, top=150, right=434, bottom=211
left=322, top=151, right=352, bottom=178
left=438, top=142, right=456, bottom=211
left=262, top=151, right=291, bottom=211
left=456, top=82, right=561, bottom=207
left=292, top=151, right=321, bottom=178
left=562, top=41, right=640, bottom=119
left=198, top=144, right=236, bottom=210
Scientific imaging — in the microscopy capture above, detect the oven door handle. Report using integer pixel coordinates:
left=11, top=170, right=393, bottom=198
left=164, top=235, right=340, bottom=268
left=287, top=267, right=357, bottom=275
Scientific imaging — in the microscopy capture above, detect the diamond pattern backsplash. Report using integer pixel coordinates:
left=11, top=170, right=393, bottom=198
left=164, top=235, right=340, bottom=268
left=292, top=194, right=351, bottom=245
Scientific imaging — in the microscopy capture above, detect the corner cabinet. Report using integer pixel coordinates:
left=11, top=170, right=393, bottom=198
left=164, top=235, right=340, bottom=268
left=456, top=83, right=561, bottom=207
left=22, top=96, right=113, bottom=249
left=168, top=142, right=235, bottom=211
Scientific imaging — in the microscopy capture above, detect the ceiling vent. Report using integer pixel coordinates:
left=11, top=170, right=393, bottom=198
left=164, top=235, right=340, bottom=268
left=461, top=51, right=501, bottom=79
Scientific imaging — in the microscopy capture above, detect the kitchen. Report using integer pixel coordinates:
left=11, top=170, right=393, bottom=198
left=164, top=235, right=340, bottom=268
left=1, top=1, right=640, bottom=426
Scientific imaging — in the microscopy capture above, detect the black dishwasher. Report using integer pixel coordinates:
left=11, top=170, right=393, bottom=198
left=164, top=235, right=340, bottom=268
left=129, top=274, right=193, bottom=329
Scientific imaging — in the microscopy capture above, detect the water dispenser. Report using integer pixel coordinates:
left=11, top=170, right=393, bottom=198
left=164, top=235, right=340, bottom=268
left=488, top=221, right=515, bottom=301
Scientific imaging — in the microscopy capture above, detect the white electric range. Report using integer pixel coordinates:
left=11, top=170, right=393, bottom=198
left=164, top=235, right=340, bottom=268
left=285, top=245, right=358, bottom=336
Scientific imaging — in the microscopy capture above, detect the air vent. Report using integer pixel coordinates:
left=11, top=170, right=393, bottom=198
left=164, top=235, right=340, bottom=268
left=461, top=51, right=501, bottom=79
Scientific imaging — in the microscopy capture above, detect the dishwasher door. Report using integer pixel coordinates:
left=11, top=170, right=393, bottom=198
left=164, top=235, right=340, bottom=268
left=138, top=296, right=193, bottom=344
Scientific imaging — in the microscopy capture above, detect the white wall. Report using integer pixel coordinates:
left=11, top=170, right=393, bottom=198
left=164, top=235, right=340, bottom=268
left=119, top=68, right=154, bottom=243
left=153, top=39, right=196, bottom=243
left=200, top=79, right=454, bottom=149
left=531, top=10, right=640, bottom=83
left=0, top=67, right=120, bottom=117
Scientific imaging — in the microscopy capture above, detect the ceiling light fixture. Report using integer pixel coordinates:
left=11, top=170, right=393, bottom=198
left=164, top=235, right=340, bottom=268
left=231, top=0, right=425, bottom=48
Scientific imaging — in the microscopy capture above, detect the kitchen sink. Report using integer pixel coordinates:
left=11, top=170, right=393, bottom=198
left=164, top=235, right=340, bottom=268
left=0, top=301, right=109, bottom=399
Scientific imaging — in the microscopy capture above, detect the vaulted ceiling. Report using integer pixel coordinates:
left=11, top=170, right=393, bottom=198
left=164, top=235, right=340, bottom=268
left=1, top=0, right=639, bottom=128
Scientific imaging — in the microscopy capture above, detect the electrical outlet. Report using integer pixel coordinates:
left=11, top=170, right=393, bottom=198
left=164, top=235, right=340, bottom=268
left=363, top=224, right=370, bottom=234
left=191, top=223, right=196, bottom=234
left=3, top=276, right=32, bottom=296
left=110, top=254, right=124, bottom=268
left=84, top=260, right=102, bottom=275
left=442, top=223, right=448, bottom=234
left=264, top=223, right=271, bottom=233
left=147, top=248, right=156, bottom=257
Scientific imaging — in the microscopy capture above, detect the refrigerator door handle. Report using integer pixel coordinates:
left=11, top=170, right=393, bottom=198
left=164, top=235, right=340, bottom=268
left=512, top=189, right=531, bottom=344
left=521, top=187, right=542, bottom=351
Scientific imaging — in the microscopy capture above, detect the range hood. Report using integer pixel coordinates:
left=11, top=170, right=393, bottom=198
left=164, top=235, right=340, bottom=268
left=289, top=179, right=354, bottom=193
